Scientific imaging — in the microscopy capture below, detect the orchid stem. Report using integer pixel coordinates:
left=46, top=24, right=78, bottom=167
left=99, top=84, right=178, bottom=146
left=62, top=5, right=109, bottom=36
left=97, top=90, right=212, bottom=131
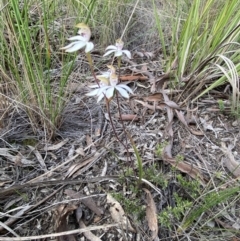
left=117, top=57, right=121, bottom=82
left=115, top=91, right=132, bottom=164
left=86, top=52, right=100, bottom=87
left=105, top=98, right=132, bottom=163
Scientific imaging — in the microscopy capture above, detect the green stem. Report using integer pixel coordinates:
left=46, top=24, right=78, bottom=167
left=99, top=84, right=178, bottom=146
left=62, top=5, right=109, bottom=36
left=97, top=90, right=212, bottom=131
left=86, top=52, right=100, bottom=86
left=117, top=57, right=121, bottom=82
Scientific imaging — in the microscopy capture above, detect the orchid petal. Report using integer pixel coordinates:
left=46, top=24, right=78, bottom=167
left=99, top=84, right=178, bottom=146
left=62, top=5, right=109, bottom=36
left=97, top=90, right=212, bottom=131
left=105, top=45, right=118, bottom=51
left=106, top=87, right=115, bottom=99
left=114, top=50, right=123, bottom=57
left=97, top=86, right=110, bottom=95
left=103, top=49, right=117, bottom=57
left=85, top=42, right=94, bottom=53
left=110, top=75, right=118, bottom=86
left=65, top=42, right=86, bottom=52
left=97, top=93, right=105, bottom=102
left=122, top=50, right=132, bottom=59
left=68, top=36, right=86, bottom=41
left=115, top=86, right=130, bottom=98
left=97, top=76, right=109, bottom=85
left=60, top=42, right=76, bottom=50
left=88, top=84, right=100, bottom=88
left=117, top=84, right=133, bottom=94
left=97, top=72, right=110, bottom=79
left=85, top=88, right=100, bottom=96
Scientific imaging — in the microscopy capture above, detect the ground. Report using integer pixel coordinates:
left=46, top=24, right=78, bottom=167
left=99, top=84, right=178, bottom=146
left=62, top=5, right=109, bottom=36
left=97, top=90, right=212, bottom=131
left=1, top=51, right=240, bottom=241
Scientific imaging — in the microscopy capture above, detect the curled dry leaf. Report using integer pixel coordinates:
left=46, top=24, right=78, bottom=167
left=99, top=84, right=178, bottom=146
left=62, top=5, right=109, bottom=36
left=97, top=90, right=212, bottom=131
left=106, top=193, right=135, bottom=232
left=0, top=148, right=34, bottom=165
left=143, top=188, right=158, bottom=240
left=65, top=156, right=95, bottom=178
left=115, top=114, right=139, bottom=121
left=28, top=145, right=47, bottom=169
left=134, top=100, right=166, bottom=111
left=75, top=207, right=102, bottom=241
left=221, top=142, right=240, bottom=177
left=175, top=110, right=204, bottom=136
left=164, top=100, right=180, bottom=109
left=143, top=93, right=163, bottom=102
left=120, top=74, right=148, bottom=82
left=65, top=189, right=103, bottom=216
left=43, top=138, right=69, bottom=151
left=55, top=204, right=78, bottom=241
left=134, top=50, right=154, bottom=59
left=75, top=146, right=85, bottom=156
left=78, top=219, right=102, bottom=241
left=164, top=156, right=205, bottom=185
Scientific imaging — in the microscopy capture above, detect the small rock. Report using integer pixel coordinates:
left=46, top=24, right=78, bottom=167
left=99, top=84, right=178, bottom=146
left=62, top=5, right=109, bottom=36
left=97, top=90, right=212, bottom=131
left=232, top=120, right=239, bottom=127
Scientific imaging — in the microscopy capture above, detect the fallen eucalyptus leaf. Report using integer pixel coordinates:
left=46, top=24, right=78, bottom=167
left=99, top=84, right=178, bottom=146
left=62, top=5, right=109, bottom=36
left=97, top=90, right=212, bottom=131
left=143, top=188, right=158, bottom=240
left=106, top=194, right=135, bottom=232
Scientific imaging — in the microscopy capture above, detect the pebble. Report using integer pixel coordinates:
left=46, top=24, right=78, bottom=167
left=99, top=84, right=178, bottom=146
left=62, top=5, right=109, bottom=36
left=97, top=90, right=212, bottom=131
left=232, top=120, right=239, bottom=127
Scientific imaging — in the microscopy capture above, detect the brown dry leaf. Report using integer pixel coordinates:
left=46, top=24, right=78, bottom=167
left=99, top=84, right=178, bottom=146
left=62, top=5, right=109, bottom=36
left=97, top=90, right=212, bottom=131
left=0, top=204, right=32, bottom=233
left=106, top=193, right=135, bottom=232
left=144, top=51, right=155, bottom=59
left=65, top=156, right=95, bottom=178
left=43, top=138, right=69, bottom=151
left=163, top=142, right=173, bottom=158
left=185, top=107, right=199, bottom=124
left=164, top=100, right=174, bottom=138
left=221, top=142, right=240, bottom=177
left=75, top=147, right=85, bottom=156
left=164, top=100, right=180, bottom=109
left=143, top=189, right=158, bottom=240
left=134, top=50, right=154, bottom=59
left=232, top=237, right=240, bottom=241
left=55, top=204, right=77, bottom=241
left=65, top=189, right=103, bottom=216
left=143, top=93, right=163, bottom=102
left=115, top=114, right=139, bottom=121
left=120, top=74, right=148, bottom=82
left=75, top=207, right=102, bottom=241
left=141, top=63, right=148, bottom=72
left=135, top=100, right=166, bottom=111
left=86, top=134, right=94, bottom=147
left=175, top=110, right=204, bottom=136
left=78, top=218, right=102, bottom=241
left=164, top=155, right=205, bottom=185
left=28, top=146, right=47, bottom=170
left=143, top=93, right=180, bottom=110
left=0, top=148, right=34, bottom=165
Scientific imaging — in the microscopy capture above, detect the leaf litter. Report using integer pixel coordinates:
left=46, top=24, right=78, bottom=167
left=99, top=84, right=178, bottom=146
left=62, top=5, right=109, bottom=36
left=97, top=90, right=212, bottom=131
left=1, top=29, right=240, bottom=241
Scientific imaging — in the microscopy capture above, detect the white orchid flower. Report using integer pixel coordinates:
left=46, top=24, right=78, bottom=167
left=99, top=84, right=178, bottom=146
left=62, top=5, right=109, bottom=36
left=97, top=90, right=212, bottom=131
left=86, top=65, right=133, bottom=102
left=60, top=23, right=94, bottom=53
left=103, top=39, right=131, bottom=59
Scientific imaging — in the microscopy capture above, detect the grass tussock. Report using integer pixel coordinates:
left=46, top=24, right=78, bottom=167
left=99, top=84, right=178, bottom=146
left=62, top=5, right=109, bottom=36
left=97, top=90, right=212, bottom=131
left=153, top=0, right=240, bottom=112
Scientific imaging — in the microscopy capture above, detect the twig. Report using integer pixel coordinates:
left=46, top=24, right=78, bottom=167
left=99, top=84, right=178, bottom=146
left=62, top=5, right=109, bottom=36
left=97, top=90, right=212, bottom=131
left=0, top=223, right=118, bottom=241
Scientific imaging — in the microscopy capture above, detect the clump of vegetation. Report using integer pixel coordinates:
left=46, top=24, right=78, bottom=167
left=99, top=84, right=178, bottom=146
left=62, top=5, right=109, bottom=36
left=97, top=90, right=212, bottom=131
left=154, top=0, right=240, bottom=111
left=218, top=99, right=226, bottom=112
left=112, top=192, right=145, bottom=220
left=158, top=174, right=202, bottom=229
left=155, top=141, right=169, bottom=158
left=158, top=193, right=193, bottom=229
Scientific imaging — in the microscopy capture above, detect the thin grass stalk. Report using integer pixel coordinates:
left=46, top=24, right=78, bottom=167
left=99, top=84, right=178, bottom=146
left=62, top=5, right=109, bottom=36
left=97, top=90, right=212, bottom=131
left=179, top=186, right=240, bottom=232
